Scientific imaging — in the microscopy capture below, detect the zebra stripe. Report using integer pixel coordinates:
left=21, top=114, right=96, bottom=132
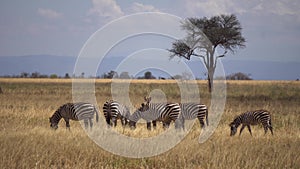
left=177, top=103, right=208, bottom=130
left=129, top=102, right=181, bottom=130
left=103, top=100, right=130, bottom=127
left=49, top=102, right=99, bottom=130
left=229, top=110, right=273, bottom=136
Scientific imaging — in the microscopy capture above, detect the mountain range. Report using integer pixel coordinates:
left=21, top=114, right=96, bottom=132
left=0, top=55, right=299, bottom=80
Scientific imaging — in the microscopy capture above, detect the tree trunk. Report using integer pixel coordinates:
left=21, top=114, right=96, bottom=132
left=207, top=70, right=214, bottom=93
left=207, top=50, right=215, bottom=93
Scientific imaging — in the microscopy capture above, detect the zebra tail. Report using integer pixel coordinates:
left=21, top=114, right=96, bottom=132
left=95, top=107, right=99, bottom=122
left=106, top=112, right=111, bottom=125
left=206, top=109, right=209, bottom=126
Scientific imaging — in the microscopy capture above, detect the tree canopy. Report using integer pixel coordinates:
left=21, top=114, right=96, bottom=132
left=169, top=14, right=246, bottom=92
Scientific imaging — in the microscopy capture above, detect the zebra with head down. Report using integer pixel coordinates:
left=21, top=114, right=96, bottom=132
left=129, top=97, right=181, bottom=130
left=229, top=110, right=273, bottom=136
left=49, top=102, right=99, bottom=130
left=102, top=100, right=130, bottom=127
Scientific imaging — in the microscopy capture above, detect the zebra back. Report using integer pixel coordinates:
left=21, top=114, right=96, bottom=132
left=71, top=102, right=97, bottom=120
left=232, top=110, right=271, bottom=126
left=180, top=103, right=208, bottom=126
left=103, top=100, right=130, bottom=126
left=230, top=110, right=273, bottom=136
left=50, top=102, right=98, bottom=130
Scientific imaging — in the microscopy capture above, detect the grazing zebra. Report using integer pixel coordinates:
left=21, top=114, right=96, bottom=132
left=102, top=100, right=130, bottom=127
left=49, top=102, right=99, bottom=130
left=129, top=97, right=181, bottom=130
left=229, top=110, right=273, bottom=136
left=177, top=103, right=208, bottom=130
left=128, top=104, right=154, bottom=129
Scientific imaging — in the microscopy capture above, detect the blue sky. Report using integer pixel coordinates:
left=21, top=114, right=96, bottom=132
left=0, top=0, right=300, bottom=64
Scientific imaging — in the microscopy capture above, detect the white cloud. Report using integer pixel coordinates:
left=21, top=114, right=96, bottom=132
left=253, top=0, right=300, bottom=16
left=37, top=8, right=63, bottom=19
left=131, top=2, right=160, bottom=13
left=184, top=0, right=246, bottom=16
left=184, top=0, right=300, bottom=18
left=87, top=0, right=124, bottom=19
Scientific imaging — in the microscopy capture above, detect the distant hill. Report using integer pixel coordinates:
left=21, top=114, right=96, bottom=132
left=0, top=55, right=299, bottom=80
left=0, top=55, right=76, bottom=76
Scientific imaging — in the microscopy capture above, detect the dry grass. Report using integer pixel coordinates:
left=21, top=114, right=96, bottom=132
left=0, top=78, right=299, bottom=168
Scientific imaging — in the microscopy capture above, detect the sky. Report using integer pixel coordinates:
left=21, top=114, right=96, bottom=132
left=0, top=0, right=300, bottom=64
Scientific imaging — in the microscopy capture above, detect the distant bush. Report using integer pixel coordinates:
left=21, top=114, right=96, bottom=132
left=50, top=74, right=58, bottom=79
left=226, top=72, right=252, bottom=80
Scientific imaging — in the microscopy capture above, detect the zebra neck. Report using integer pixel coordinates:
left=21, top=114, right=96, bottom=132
left=130, top=110, right=142, bottom=122
left=233, top=117, right=242, bottom=127
left=51, top=111, right=62, bottom=123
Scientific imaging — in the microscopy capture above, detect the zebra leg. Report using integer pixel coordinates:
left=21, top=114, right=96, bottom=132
left=83, top=119, right=88, bottom=129
left=64, top=118, right=70, bottom=130
left=124, top=118, right=129, bottom=126
left=112, top=118, right=117, bottom=127
left=163, top=120, right=171, bottom=129
left=269, top=125, right=274, bottom=135
left=121, top=117, right=125, bottom=126
left=106, top=117, right=111, bottom=126
left=247, top=125, right=253, bottom=136
left=89, top=118, right=93, bottom=129
left=239, top=124, right=246, bottom=136
left=174, top=118, right=183, bottom=130
left=198, top=118, right=205, bottom=128
left=152, top=121, right=157, bottom=129
left=147, top=122, right=151, bottom=130
left=162, top=122, right=167, bottom=129
left=268, top=119, right=274, bottom=135
left=175, top=116, right=184, bottom=130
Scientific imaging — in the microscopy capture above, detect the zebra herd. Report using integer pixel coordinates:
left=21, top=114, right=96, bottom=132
left=49, top=97, right=273, bottom=136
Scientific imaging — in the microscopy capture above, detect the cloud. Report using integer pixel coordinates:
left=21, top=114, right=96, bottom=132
left=87, top=0, right=124, bottom=19
left=37, top=8, right=63, bottom=19
left=131, top=2, right=160, bottom=13
left=184, top=0, right=300, bottom=18
left=253, top=1, right=300, bottom=16
left=184, top=0, right=246, bottom=16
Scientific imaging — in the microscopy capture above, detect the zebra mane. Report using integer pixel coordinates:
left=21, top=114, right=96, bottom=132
left=50, top=110, right=62, bottom=123
left=231, top=115, right=243, bottom=126
left=129, top=109, right=142, bottom=122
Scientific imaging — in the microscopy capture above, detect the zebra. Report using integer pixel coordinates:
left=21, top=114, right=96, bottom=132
left=49, top=102, right=99, bottom=130
left=102, top=100, right=130, bottom=127
left=229, top=110, right=273, bottom=136
left=128, top=103, right=153, bottom=130
left=177, top=103, right=208, bottom=130
left=129, top=97, right=181, bottom=130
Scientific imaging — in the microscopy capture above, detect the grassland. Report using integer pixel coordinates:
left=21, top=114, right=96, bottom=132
left=0, top=78, right=299, bottom=168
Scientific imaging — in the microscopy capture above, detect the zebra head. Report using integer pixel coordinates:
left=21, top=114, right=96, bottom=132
left=142, top=96, right=152, bottom=110
left=229, top=122, right=237, bottom=136
left=129, top=120, right=136, bottom=130
left=129, top=106, right=145, bottom=130
left=49, top=117, right=58, bottom=130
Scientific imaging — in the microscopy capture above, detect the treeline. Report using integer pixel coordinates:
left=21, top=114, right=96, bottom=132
left=0, top=72, right=72, bottom=79
left=0, top=71, right=253, bottom=80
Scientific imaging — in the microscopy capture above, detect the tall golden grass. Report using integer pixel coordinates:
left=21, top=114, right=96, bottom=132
left=0, top=78, right=299, bottom=168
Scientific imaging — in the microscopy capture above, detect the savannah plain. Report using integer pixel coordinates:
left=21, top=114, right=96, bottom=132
left=0, top=78, right=299, bottom=169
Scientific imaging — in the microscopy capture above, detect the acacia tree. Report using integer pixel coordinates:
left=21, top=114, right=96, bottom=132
left=169, top=14, right=246, bottom=92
